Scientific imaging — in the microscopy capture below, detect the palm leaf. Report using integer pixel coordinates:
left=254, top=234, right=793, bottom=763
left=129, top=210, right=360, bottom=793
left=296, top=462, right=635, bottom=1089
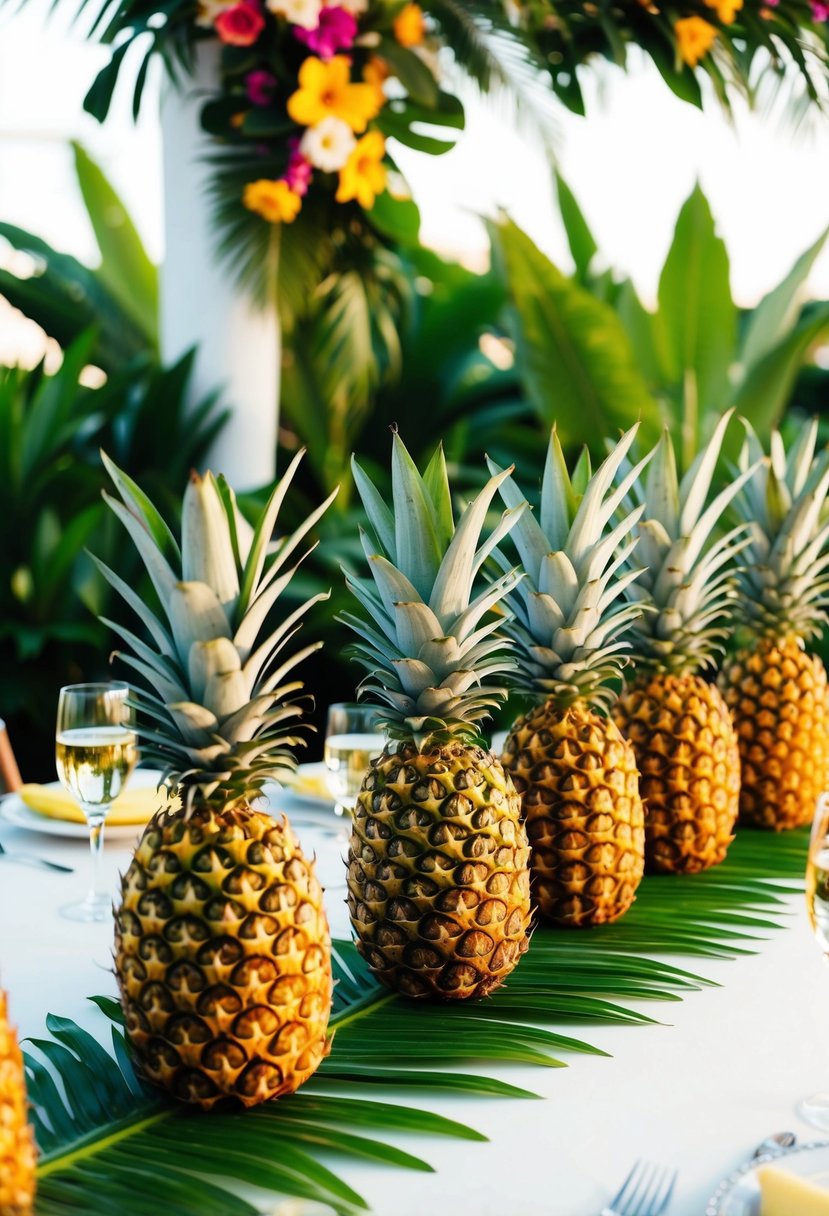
left=424, top=0, right=559, bottom=150
left=25, top=829, right=806, bottom=1213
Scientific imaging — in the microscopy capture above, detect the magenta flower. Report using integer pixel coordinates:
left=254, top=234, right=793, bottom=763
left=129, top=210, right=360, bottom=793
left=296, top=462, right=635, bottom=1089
left=246, top=69, right=277, bottom=106
left=812, top=0, right=829, bottom=18
left=294, top=5, right=357, bottom=59
left=284, top=147, right=313, bottom=196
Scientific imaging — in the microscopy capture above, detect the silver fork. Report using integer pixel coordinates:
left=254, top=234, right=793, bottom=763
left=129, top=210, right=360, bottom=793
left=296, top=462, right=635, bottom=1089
left=602, top=1161, right=677, bottom=1216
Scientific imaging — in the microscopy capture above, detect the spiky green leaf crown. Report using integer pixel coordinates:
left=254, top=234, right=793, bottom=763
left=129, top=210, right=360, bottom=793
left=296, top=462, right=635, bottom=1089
left=731, top=419, right=829, bottom=643
left=487, top=425, right=648, bottom=711
left=94, top=451, right=337, bottom=805
left=339, top=433, right=525, bottom=745
left=617, top=411, right=756, bottom=676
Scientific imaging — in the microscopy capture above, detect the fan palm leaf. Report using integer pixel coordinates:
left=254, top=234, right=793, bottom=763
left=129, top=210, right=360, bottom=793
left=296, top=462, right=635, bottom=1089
left=23, top=828, right=805, bottom=1213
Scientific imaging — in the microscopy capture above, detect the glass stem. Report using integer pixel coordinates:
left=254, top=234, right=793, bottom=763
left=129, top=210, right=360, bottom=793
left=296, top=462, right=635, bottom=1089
left=85, top=807, right=108, bottom=902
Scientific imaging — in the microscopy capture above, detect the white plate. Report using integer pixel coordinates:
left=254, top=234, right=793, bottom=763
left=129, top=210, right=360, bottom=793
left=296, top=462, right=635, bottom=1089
left=0, top=770, right=170, bottom=840
left=706, top=1141, right=829, bottom=1214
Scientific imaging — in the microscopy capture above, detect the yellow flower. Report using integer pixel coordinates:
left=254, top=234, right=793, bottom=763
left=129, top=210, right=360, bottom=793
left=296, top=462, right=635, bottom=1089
left=242, top=179, right=302, bottom=224
left=393, top=3, right=426, bottom=47
left=704, top=0, right=743, bottom=21
left=336, top=131, right=387, bottom=209
left=287, top=56, right=381, bottom=133
left=675, top=15, right=718, bottom=66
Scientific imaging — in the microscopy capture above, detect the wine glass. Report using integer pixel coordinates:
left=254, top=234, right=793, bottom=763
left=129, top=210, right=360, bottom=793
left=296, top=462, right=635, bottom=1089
left=799, top=791, right=829, bottom=1127
left=55, top=682, right=137, bottom=922
left=323, top=703, right=386, bottom=818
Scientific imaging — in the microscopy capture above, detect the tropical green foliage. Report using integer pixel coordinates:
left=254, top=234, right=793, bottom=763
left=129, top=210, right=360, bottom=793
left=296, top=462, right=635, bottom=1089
left=491, top=177, right=829, bottom=471
left=24, top=828, right=806, bottom=1213
left=517, top=0, right=829, bottom=116
left=0, top=143, right=157, bottom=373
left=0, top=337, right=226, bottom=779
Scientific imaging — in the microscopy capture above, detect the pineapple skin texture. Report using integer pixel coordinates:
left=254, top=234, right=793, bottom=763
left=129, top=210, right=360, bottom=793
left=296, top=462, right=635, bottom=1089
left=719, top=637, right=829, bottom=830
left=0, top=989, right=35, bottom=1216
left=347, top=741, right=532, bottom=1000
left=613, top=673, right=739, bottom=874
left=503, top=702, right=645, bottom=927
left=115, top=804, right=332, bottom=1110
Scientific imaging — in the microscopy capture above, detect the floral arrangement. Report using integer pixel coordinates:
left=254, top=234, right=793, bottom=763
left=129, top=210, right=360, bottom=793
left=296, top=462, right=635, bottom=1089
left=66, top=0, right=829, bottom=308
left=195, top=1, right=449, bottom=228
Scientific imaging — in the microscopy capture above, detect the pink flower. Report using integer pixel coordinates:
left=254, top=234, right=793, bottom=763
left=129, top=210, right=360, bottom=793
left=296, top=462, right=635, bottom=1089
left=294, top=5, right=357, bottom=59
left=215, top=1, right=265, bottom=45
left=812, top=0, right=829, bottom=18
left=284, top=143, right=313, bottom=196
left=246, top=69, right=277, bottom=106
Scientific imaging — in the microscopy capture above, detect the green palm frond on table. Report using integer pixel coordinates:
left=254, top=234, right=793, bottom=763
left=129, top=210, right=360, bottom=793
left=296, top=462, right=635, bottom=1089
left=25, top=829, right=806, bottom=1214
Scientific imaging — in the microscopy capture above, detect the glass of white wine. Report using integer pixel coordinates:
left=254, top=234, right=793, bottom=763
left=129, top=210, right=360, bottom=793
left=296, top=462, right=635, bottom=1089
left=55, top=682, right=137, bottom=922
left=800, top=791, right=829, bottom=1127
left=324, top=703, right=386, bottom=817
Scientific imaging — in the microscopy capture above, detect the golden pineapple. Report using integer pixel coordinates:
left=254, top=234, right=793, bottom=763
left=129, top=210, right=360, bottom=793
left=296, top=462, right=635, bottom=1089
left=612, top=415, right=752, bottom=873
left=615, top=673, right=740, bottom=872
left=117, top=807, right=330, bottom=1108
left=96, top=452, right=335, bottom=1107
left=0, top=988, right=35, bottom=1216
left=718, top=423, right=829, bottom=829
left=504, top=704, right=643, bottom=926
left=490, top=426, right=647, bottom=926
left=723, top=639, right=829, bottom=830
left=343, top=435, right=532, bottom=999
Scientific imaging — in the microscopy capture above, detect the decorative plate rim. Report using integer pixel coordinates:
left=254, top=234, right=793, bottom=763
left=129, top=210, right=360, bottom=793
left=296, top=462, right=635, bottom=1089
left=705, top=1139, right=829, bottom=1214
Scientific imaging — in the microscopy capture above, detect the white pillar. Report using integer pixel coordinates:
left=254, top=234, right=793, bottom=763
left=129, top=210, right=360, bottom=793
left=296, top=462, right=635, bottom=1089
left=159, top=43, right=280, bottom=490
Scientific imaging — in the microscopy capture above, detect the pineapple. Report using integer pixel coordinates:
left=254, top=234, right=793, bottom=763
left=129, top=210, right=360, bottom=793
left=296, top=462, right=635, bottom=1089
left=719, top=421, right=829, bottom=830
left=0, top=987, right=35, bottom=1216
left=95, top=451, right=336, bottom=1108
left=489, top=426, right=648, bottom=927
left=341, top=434, right=532, bottom=1000
left=612, top=413, right=754, bottom=873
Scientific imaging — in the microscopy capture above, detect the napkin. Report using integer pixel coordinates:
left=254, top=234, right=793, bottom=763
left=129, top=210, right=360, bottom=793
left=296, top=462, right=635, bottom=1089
left=756, top=1163, right=829, bottom=1215
left=20, top=782, right=180, bottom=826
left=280, top=768, right=333, bottom=801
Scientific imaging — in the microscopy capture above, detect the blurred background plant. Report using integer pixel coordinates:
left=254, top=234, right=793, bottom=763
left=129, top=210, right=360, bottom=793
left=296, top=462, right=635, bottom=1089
left=3, top=144, right=829, bottom=772
left=0, top=147, right=226, bottom=777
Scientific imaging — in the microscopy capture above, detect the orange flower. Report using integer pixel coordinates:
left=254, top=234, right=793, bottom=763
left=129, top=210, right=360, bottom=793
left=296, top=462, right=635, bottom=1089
left=704, top=0, right=743, bottom=21
left=675, top=15, right=718, bottom=66
left=364, top=56, right=390, bottom=87
left=287, top=55, right=381, bottom=133
left=393, top=3, right=426, bottom=47
left=336, top=130, right=387, bottom=209
left=243, top=179, right=302, bottom=223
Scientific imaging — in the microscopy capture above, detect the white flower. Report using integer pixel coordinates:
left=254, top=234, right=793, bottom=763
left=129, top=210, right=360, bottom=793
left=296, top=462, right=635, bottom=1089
left=334, top=0, right=368, bottom=13
left=266, top=0, right=322, bottom=28
left=300, top=117, right=356, bottom=173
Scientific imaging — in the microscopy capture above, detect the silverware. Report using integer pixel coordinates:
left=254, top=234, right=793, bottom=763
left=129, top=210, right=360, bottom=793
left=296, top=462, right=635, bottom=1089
left=0, top=840, right=74, bottom=873
left=602, top=1161, right=677, bottom=1216
left=752, top=1131, right=797, bottom=1159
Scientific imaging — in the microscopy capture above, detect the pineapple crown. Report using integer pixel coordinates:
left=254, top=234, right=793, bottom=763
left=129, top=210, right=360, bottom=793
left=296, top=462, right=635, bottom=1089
left=93, top=450, right=337, bottom=806
left=617, top=411, right=757, bottom=675
left=339, top=431, right=525, bottom=746
left=731, top=418, right=829, bottom=642
left=487, top=424, right=650, bottom=711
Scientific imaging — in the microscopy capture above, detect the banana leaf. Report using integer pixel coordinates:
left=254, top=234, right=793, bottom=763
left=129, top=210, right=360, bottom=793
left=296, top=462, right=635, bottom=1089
left=24, top=829, right=807, bottom=1214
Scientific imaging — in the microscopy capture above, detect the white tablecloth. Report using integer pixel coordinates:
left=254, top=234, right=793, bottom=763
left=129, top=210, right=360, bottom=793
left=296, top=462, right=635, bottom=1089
left=0, top=799, right=825, bottom=1216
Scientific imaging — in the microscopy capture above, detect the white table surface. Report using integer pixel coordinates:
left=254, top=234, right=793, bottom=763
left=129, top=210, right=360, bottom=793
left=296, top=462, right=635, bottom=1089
left=1, top=793, right=826, bottom=1216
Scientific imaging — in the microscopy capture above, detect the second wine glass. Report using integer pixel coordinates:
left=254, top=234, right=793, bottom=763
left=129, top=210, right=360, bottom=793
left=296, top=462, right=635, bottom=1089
left=55, top=682, right=137, bottom=922
left=323, top=703, right=386, bottom=817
